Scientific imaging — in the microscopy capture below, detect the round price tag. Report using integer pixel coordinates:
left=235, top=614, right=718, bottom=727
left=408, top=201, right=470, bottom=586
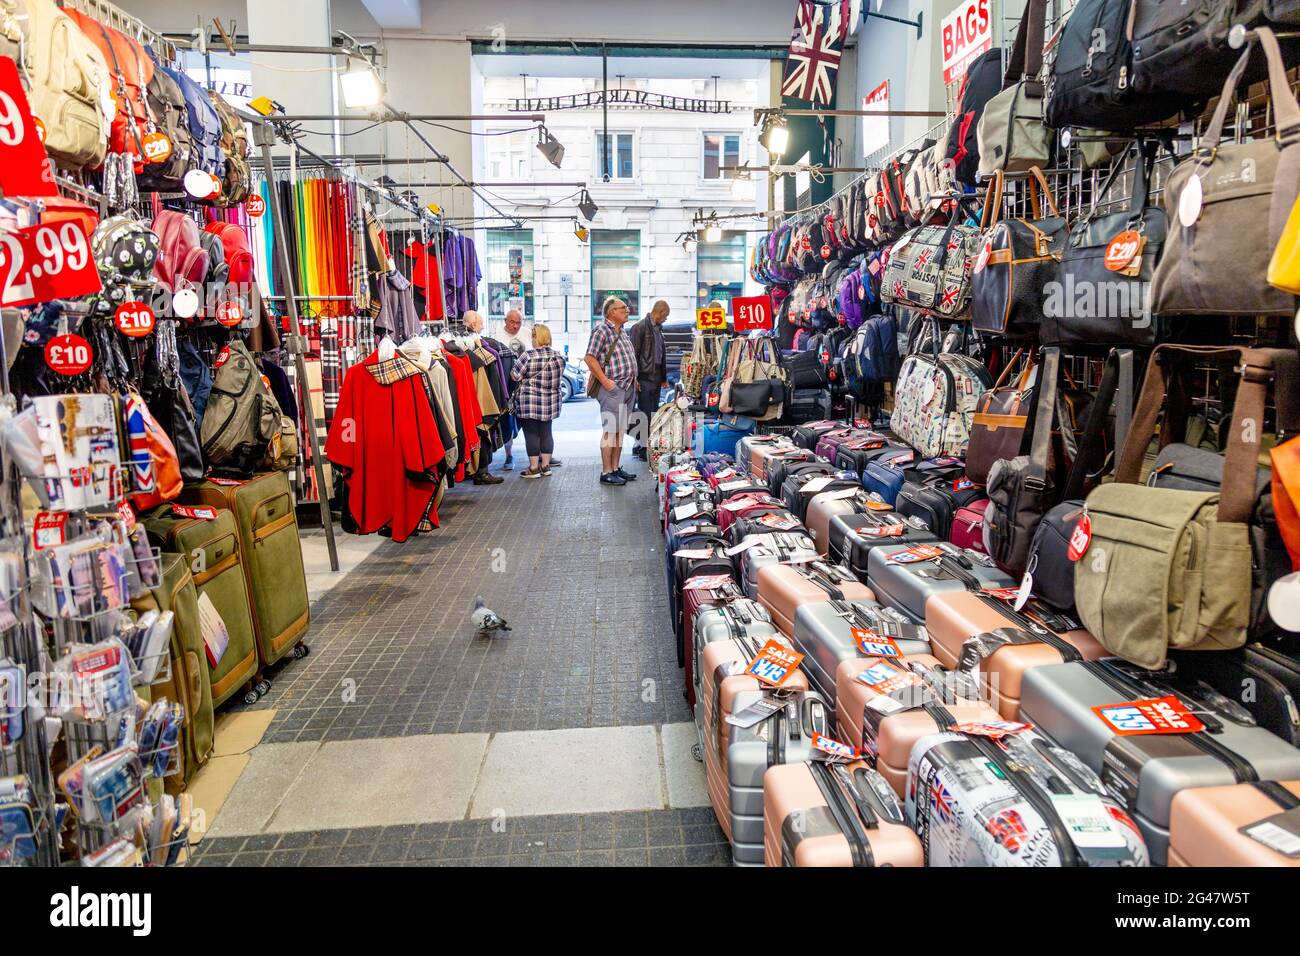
left=184, top=168, right=220, bottom=200
left=44, top=333, right=92, bottom=375
left=246, top=194, right=266, bottom=218
left=1267, top=572, right=1300, bottom=633
left=820, top=244, right=831, bottom=259
left=142, top=131, right=172, bottom=164
left=172, top=288, right=199, bottom=319
left=1067, top=513, right=1092, bottom=562
left=1178, top=175, right=1203, bottom=228
left=114, top=301, right=155, bottom=337
left=216, top=300, right=244, bottom=328
left=1104, top=230, right=1142, bottom=271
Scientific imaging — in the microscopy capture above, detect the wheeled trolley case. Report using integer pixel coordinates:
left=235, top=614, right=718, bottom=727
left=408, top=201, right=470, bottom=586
left=690, top=599, right=779, bottom=712
left=1168, top=781, right=1300, bottom=867
left=827, top=510, right=938, bottom=579
left=865, top=543, right=1015, bottom=622
left=790, top=598, right=930, bottom=705
left=756, top=561, right=875, bottom=638
left=737, top=532, right=818, bottom=599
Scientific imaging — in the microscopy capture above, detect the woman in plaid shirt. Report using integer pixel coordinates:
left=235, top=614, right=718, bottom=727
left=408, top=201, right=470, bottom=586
left=509, top=324, right=567, bottom=478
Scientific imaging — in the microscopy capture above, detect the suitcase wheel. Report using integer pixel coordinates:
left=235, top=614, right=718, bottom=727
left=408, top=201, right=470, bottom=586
left=292, top=642, right=310, bottom=660
left=243, top=688, right=261, bottom=706
left=690, top=743, right=703, bottom=763
left=255, top=678, right=272, bottom=696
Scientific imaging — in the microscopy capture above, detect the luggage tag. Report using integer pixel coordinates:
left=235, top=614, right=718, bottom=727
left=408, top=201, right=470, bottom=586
left=820, top=487, right=861, bottom=503
left=810, top=733, right=862, bottom=763
left=858, top=523, right=906, bottom=538
left=725, top=693, right=787, bottom=729
left=725, top=538, right=764, bottom=557
left=672, top=485, right=698, bottom=499
left=682, top=574, right=733, bottom=592
left=886, top=544, right=944, bottom=565
left=719, top=479, right=755, bottom=493
left=1240, top=806, right=1300, bottom=859
left=721, top=495, right=767, bottom=512
left=757, top=513, right=802, bottom=531
left=672, top=549, right=716, bottom=560
left=674, top=503, right=707, bottom=521
left=1067, top=512, right=1091, bottom=560
left=171, top=505, right=217, bottom=521
left=855, top=659, right=921, bottom=695
left=744, top=638, right=805, bottom=688
left=1091, top=696, right=1206, bottom=736
left=949, top=720, right=1033, bottom=740
left=1049, top=794, right=1130, bottom=850
left=1178, top=174, right=1203, bottom=228
left=801, top=476, right=834, bottom=495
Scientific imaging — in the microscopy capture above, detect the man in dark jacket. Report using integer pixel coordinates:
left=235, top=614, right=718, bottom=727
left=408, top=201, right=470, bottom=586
left=629, top=300, right=669, bottom=461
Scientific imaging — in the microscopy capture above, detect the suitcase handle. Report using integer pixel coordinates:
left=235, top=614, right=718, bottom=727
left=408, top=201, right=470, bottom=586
left=796, top=690, right=831, bottom=740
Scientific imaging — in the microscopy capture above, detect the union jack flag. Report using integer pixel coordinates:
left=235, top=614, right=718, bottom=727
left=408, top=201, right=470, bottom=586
left=941, top=286, right=961, bottom=309
left=781, top=0, right=849, bottom=106
left=915, top=248, right=931, bottom=267
left=893, top=279, right=906, bottom=300
left=930, top=779, right=955, bottom=824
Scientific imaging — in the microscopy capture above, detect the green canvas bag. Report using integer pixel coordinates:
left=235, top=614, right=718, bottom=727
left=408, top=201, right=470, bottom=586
left=1074, top=344, right=1269, bottom=668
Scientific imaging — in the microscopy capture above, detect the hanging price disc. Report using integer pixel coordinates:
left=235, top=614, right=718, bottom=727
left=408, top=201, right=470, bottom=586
left=33, top=117, right=45, bottom=145
left=114, top=301, right=155, bottom=337
left=142, top=131, right=172, bottom=164
left=216, top=300, right=244, bottom=327
left=246, top=194, right=265, bottom=217
left=44, top=333, right=92, bottom=376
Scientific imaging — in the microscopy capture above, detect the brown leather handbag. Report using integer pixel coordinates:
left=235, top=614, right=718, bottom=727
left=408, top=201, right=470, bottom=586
left=965, top=348, right=1036, bottom=485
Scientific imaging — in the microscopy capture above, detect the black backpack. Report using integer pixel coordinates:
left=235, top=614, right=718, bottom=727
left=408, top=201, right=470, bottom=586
left=137, top=64, right=195, bottom=193
left=944, top=48, right=1003, bottom=188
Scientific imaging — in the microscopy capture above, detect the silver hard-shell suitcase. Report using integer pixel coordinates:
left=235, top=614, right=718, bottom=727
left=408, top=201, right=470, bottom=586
left=690, top=599, right=779, bottom=713
left=791, top=598, right=931, bottom=705
left=866, top=542, right=1015, bottom=622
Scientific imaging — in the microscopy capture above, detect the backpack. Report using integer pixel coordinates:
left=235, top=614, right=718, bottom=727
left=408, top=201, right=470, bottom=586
left=207, top=91, right=250, bottom=205
left=13, top=0, right=111, bottom=169
left=170, top=66, right=222, bottom=179
left=65, top=9, right=152, bottom=169
left=944, top=47, right=1003, bottom=188
left=152, top=209, right=207, bottom=296
left=200, top=339, right=280, bottom=477
left=203, top=221, right=254, bottom=285
left=92, top=215, right=160, bottom=284
left=138, top=50, right=195, bottom=192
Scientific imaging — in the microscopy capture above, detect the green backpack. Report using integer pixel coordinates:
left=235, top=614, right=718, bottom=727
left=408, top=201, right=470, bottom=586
left=200, top=340, right=280, bottom=478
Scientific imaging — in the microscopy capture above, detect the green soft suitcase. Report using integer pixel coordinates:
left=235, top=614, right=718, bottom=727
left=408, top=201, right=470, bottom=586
left=134, top=552, right=215, bottom=790
left=143, top=507, right=260, bottom=707
left=180, top=473, right=310, bottom=667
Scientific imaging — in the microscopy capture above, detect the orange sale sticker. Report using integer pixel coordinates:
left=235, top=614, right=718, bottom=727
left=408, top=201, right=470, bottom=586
left=1092, top=696, right=1206, bottom=736
left=745, top=639, right=805, bottom=688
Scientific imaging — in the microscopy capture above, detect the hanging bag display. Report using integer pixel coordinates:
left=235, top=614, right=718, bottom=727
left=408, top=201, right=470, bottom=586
left=972, top=166, right=1068, bottom=336
left=722, top=337, right=787, bottom=421
left=966, top=348, right=1036, bottom=485
left=889, top=321, right=992, bottom=458
left=977, top=0, right=1051, bottom=177
left=1150, top=27, right=1300, bottom=318
left=881, top=196, right=983, bottom=319
left=208, top=90, right=251, bottom=206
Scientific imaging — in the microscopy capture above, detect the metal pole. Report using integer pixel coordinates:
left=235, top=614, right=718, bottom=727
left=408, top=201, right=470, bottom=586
left=254, top=124, right=339, bottom=571
left=602, top=43, right=610, bottom=181
left=430, top=217, right=450, bottom=325
left=266, top=113, right=546, bottom=122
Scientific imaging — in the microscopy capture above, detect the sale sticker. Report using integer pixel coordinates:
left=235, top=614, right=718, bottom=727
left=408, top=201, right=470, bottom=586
left=951, top=720, right=1033, bottom=740
left=859, top=523, right=906, bottom=538
left=953, top=476, right=974, bottom=491
left=142, top=131, right=172, bottom=164
left=1104, top=230, right=1143, bottom=272
left=114, top=301, right=155, bottom=338
left=811, top=733, right=860, bottom=761
left=1092, top=696, right=1206, bottom=736
left=732, top=295, right=773, bottom=332
left=44, top=334, right=92, bottom=376
left=216, top=300, right=244, bottom=328
left=117, top=500, right=136, bottom=529
left=855, top=661, right=919, bottom=695
left=757, top=513, right=801, bottom=531
left=1067, top=513, right=1092, bottom=561
left=745, top=639, right=805, bottom=688
left=0, top=56, right=57, bottom=197
left=1, top=222, right=102, bottom=306
left=32, top=511, right=68, bottom=550
left=246, top=194, right=266, bottom=217
left=171, top=505, right=218, bottom=521
left=886, top=544, right=945, bottom=565
left=695, top=306, right=726, bottom=331
left=853, top=628, right=902, bottom=658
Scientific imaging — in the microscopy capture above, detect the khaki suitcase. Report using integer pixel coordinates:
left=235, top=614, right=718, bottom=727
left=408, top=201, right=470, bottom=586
left=143, top=506, right=260, bottom=707
left=181, top=472, right=310, bottom=669
left=763, top=759, right=924, bottom=867
left=748, top=437, right=801, bottom=483
left=1168, top=781, right=1300, bottom=867
left=834, top=653, right=995, bottom=797
left=756, top=561, right=875, bottom=639
left=924, top=590, right=1106, bottom=719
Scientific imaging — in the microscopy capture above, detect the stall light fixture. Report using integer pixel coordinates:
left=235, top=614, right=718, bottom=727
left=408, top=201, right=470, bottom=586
left=537, top=126, right=566, bottom=169
left=578, top=188, right=599, bottom=221
left=704, top=222, right=723, bottom=243
left=574, top=221, right=589, bottom=242
left=340, top=56, right=385, bottom=109
left=761, top=112, right=790, bottom=157
left=683, top=235, right=698, bottom=254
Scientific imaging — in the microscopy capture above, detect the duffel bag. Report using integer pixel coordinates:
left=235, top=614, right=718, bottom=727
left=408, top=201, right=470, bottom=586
left=976, top=0, right=1051, bottom=178
left=881, top=196, right=982, bottom=320
left=890, top=331, right=991, bottom=459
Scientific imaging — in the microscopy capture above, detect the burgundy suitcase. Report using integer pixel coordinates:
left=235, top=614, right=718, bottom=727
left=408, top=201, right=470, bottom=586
left=716, top=493, right=783, bottom=535
left=680, top=575, right=743, bottom=670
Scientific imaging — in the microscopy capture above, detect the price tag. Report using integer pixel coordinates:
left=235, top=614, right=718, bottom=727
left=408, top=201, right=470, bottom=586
left=859, top=523, right=906, bottom=538
left=886, top=544, right=945, bottom=564
left=682, top=574, right=732, bottom=592
left=811, top=733, right=860, bottom=761
left=114, top=301, right=155, bottom=338
left=184, top=169, right=221, bottom=200
left=1178, top=174, right=1203, bottom=228
left=1103, top=230, right=1143, bottom=272
left=801, top=476, right=834, bottom=495
left=865, top=499, right=895, bottom=512
left=1241, top=810, right=1300, bottom=859
left=853, top=628, right=902, bottom=658
left=0, top=56, right=57, bottom=197
left=951, top=720, right=1033, bottom=740
left=1014, top=572, right=1034, bottom=612
left=142, top=131, right=172, bottom=164
left=172, top=287, right=200, bottom=319
left=1050, top=794, right=1129, bottom=850
left=246, top=194, right=266, bottom=218
left=953, top=476, right=974, bottom=492
left=732, top=295, right=773, bottom=332
left=695, top=306, right=726, bottom=331
left=674, top=503, right=705, bottom=521
left=981, top=587, right=1021, bottom=601
left=724, top=538, right=764, bottom=557
left=672, top=549, right=715, bottom=560
left=855, top=661, right=919, bottom=695
left=1267, top=573, right=1300, bottom=633
left=216, top=300, right=244, bottom=328
left=756, top=513, right=801, bottom=531
left=171, top=504, right=218, bottom=521
left=866, top=693, right=906, bottom=715
left=1092, top=696, right=1206, bottom=736
left=820, top=487, right=861, bottom=502
left=32, top=512, right=68, bottom=550
left=725, top=694, right=785, bottom=729
left=1, top=222, right=102, bottom=306
left=721, top=496, right=766, bottom=512
left=745, top=639, right=804, bottom=688
left=44, top=334, right=92, bottom=375
left=1067, top=513, right=1092, bottom=561
left=672, top=484, right=697, bottom=499
left=117, top=500, right=136, bottom=529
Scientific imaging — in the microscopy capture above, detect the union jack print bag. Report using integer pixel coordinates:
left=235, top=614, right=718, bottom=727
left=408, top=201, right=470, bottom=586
left=881, top=196, right=982, bottom=320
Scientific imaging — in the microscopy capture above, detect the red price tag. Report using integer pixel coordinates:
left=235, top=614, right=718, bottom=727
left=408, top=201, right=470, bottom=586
left=246, top=194, right=266, bottom=217
left=953, top=476, right=974, bottom=491
left=118, top=500, right=136, bottom=529
left=1067, top=513, right=1092, bottom=561
left=44, top=333, right=92, bottom=375
left=216, top=300, right=244, bottom=327
left=886, top=544, right=945, bottom=564
left=732, top=295, right=773, bottom=332
left=171, top=504, right=217, bottom=520
left=114, top=301, right=155, bottom=338
left=951, top=721, right=1034, bottom=740
left=0, top=221, right=102, bottom=306
left=853, top=628, right=902, bottom=658
left=1104, top=230, right=1142, bottom=272
left=1092, top=696, right=1206, bottom=736
left=820, top=244, right=831, bottom=259
left=0, top=55, right=57, bottom=198
left=32, top=511, right=68, bottom=549
left=142, top=131, right=172, bottom=164
left=810, top=733, right=860, bottom=760
left=745, top=639, right=805, bottom=688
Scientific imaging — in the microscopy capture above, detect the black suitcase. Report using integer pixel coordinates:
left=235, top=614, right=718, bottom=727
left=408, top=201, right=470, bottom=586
left=728, top=510, right=807, bottom=546
left=895, top=475, right=986, bottom=540
left=834, top=436, right=904, bottom=479
left=1170, top=639, right=1300, bottom=747
left=714, top=478, right=770, bottom=505
left=782, top=472, right=860, bottom=523
left=785, top=387, right=833, bottom=424
left=766, top=449, right=820, bottom=495
left=791, top=420, right=841, bottom=451
left=827, top=510, right=938, bottom=581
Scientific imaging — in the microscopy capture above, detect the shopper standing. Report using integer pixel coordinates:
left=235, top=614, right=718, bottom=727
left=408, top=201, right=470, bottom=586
left=585, top=296, right=638, bottom=486
left=509, top=324, right=565, bottom=478
left=629, top=299, right=669, bottom=461
left=460, top=311, right=505, bottom=486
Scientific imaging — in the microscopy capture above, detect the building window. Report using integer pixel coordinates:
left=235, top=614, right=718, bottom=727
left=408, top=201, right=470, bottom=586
left=591, top=229, right=640, bottom=322
left=484, top=229, right=534, bottom=320
left=484, top=129, right=532, bottom=180
left=702, top=132, right=741, bottom=180
left=696, top=231, right=747, bottom=309
left=595, top=132, right=635, bottom=180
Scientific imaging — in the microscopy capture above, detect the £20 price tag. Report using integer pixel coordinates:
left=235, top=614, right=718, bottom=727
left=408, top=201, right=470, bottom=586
left=1091, top=696, right=1206, bottom=736
left=1067, top=513, right=1092, bottom=561
left=0, top=55, right=57, bottom=198
left=142, top=131, right=172, bottom=164
left=745, top=639, right=805, bottom=688
left=0, top=222, right=102, bottom=306
left=246, top=194, right=266, bottom=218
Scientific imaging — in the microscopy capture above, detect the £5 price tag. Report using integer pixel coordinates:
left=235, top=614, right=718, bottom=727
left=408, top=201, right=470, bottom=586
left=1, top=222, right=102, bottom=306
left=695, top=306, right=726, bottom=331
left=745, top=638, right=805, bottom=688
left=0, top=55, right=57, bottom=198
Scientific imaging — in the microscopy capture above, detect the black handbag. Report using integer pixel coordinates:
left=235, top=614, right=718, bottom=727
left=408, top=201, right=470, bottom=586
left=972, top=167, right=1067, bottom=337
left=726, top=379, right=785, bottom=418
left=783, top=347, right=828, bottom=389
left=1041, top=142, right=1166, bottom=348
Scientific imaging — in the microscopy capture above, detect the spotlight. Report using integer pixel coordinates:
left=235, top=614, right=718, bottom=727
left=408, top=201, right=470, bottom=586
left=683, top=235, right=698, bottom=254
left=578, top=188, right=598, bottom=221
left=340, top=56, right=384, bottom=109
left=574, top=222, right=589, bottom=242
left=704, top=222, right=722, bottom=243
left=762, top=113, right=789, bottom=156
left=537, top=126, right=566, bottom=169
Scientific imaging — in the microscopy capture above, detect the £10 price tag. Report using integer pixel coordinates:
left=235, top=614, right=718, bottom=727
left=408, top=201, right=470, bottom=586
left=114, top=301, right=155, bottom=338
left=853, top=628, right=902, bottom=658
left=1, top=222, right=102, bottom=306
left=1091, top=696, right=1206, bottom=736
left=745, top=639, right=804, bottom=687
left=216, top=300, right=244, bottom=328
left=44, top=334, right=92, bottom=375
left=0, top=56, right=57, bottom=198
left=731, top=295, right=773, bottom=332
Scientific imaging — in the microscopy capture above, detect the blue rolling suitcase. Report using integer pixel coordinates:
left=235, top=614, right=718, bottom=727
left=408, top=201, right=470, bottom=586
left=862, top=450, right=916, bottom=506
left=695, top=416, right=755, bottom=458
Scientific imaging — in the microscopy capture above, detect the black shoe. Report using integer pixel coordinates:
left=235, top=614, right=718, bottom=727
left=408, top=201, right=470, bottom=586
left=549, top=458, right=563, bottom=467
left=615, top=467, right=637, bottom=481
left=473, top=471, right=504, bottom=485
left=600, top=472, right=627, bottom=486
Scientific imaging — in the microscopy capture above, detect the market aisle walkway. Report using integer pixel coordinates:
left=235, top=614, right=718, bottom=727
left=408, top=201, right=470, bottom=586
left=191, top=399, right=730, bottom=866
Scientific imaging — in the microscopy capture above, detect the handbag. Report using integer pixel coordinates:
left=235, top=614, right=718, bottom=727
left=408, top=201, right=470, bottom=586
left=586, top=332, right=616, bottom=398
left=722, top=338, right=787, bottom=421
left=1041, top=141, right=1166, bottom=347
left=889, top=322, right=992, bottom=458
left=881, top=196, right=983, bottom=319
left=1151, top=27, right=1300, bottom=318
left=126, top=391, right=182, bottom=511
left=972, top=166, right=1068, bottom=336
left=977, top=0, right=1050, bottom=177
left=966, top=348, right=1036, bottom=486
left=1074, top=344, right=1276, bottom=668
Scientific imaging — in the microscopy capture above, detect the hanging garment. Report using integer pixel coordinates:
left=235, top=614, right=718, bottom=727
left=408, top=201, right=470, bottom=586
left=375, top=271, right=422, bottom=343
left=443, top=351, right=484, bottom=480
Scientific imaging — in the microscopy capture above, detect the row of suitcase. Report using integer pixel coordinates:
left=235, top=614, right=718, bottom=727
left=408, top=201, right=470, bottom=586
left=134, top=471, right=312, bottom=789
left=658, top=447, right=1300, bottom=867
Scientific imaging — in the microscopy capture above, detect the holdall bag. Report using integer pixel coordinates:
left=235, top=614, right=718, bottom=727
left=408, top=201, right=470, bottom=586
left=200, top=340, right=282, bottom=478
left=983, top=348, right=1061, bottom=574
left=950, top=497, right=991, bottom=554
left=1151, top=27, right=1300, bottom=318
left=972, top=168, right=1068, bottom=337
left=881, top=196, right=983, bottom=319
left=890, top=334, right=992, bottom=458
left=1042, top=141, right=1167, bottom=347
left=966, top=348, right=1036, bottom=484
left=694, top=416, right=755, bottom=458
left=977, top=0, right=1051, bottom=178
left=827, top=510, right=938, bottom=580
left=1169, top=780, right=1300, bottom=867
left=1075, top=345, right=1281, bottom=668
left=764, top=758, right=922, bottom=868
left=791, top=596, right=931, bottom=705
left=1020, top=658, right=1300, bottom=864
left=945, top=47, right=1004, bottom=188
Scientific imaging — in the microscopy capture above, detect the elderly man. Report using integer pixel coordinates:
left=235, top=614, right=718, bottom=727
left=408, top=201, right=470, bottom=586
left=629, top=299, right=669, bottom=461
left=585, top=296, right=638, bottom=486
left=457, top=311, right=505, bottom=485
left=500, top=309, right=528, bottom=354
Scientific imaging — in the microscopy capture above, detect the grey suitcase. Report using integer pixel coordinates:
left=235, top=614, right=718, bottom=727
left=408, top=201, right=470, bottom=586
left=690, top=599, right=779, bottom=714
left=791, top=598, right=932, bottom=705
left=726, top=687, right=831, bottom=866
left=1019, top=659, right=1300, bottom=865
left=738, top=531, right=819, bottom=599
left=866, top=543, right=1016, bottom=623
left=828, top=510, right=939, bottom=579
left=767, top=451, right=823, bottom=496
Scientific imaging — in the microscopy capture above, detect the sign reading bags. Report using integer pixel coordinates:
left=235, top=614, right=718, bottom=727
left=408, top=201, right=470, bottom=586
left=941, top=0, right=992, bottom=85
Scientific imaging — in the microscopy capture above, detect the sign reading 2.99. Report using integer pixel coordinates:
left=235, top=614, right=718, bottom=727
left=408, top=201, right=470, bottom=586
left=0, top=222, right=102, bottom=306
left=0, top=55, right=57, bottom=198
